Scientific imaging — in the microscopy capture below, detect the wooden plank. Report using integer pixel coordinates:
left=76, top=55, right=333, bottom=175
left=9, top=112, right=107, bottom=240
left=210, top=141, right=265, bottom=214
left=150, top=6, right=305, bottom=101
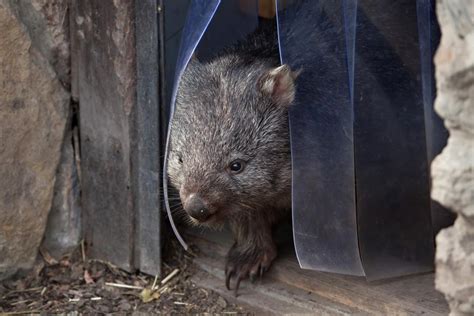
left=272, top=257, right=446, bottom=315
left=133, top=0, right=162, bottom=276
left=75, top=0, right=136, bottom=271
left=192, top=257, right=354, bottom=315
left=187, top=229, right=449, bottom=315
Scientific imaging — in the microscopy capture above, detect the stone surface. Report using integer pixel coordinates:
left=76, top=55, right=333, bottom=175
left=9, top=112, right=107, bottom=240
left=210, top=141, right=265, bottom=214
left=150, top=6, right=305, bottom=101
left=6, top=0, right=70, bottom=88
left=0, top=1, right=69, bottom=279
left=432, top=0, right=474, bottom=315
left=42, top=125, right=81, bottom=260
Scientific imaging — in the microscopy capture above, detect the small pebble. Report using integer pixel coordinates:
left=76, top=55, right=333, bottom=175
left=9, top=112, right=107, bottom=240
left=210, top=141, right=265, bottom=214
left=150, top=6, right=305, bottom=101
left=118, top=301, right=132, bottom=311
left=217, top=296, right=228, bottom=309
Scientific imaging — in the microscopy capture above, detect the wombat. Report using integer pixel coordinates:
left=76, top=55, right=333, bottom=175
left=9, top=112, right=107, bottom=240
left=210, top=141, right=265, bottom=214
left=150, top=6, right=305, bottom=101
left=167, top=20, right=298, bottom=294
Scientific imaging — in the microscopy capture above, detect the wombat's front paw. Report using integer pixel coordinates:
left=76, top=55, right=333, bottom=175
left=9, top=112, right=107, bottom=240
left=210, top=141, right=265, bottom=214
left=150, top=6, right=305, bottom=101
left=225, top=242, right=277, bottom=296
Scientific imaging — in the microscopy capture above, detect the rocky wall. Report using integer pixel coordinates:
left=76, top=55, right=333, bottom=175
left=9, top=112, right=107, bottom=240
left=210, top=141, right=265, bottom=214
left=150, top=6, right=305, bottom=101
left=432, top=0, right=474, bottom=315
left=0, top=0, right=72, bottom=279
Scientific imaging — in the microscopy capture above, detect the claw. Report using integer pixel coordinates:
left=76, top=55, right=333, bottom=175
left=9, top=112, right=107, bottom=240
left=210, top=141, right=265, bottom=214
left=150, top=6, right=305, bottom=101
left=224, top=241, right=277, bottom=295
left=234, top=273, right=243, bottom=297
left=225, top=267, right=234, bottom=291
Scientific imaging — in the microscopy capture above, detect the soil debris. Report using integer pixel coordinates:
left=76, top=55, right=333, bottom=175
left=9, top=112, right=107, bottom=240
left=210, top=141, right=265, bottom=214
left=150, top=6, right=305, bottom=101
left=1, top=241, right=250, bottom=314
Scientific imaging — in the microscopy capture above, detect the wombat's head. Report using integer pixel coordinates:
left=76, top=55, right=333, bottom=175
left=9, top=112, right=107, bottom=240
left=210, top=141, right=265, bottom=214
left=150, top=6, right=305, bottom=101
left=168, top=57, right=298, bottom=227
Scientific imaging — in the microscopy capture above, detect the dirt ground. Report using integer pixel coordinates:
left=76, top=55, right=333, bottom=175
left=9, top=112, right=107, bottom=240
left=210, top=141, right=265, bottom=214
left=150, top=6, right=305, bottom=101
left=0, top=240, right=250, bottom=315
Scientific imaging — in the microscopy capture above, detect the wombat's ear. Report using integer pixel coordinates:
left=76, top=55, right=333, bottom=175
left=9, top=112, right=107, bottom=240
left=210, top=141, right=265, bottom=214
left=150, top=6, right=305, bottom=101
left=257, top=65, right=300, bottom=108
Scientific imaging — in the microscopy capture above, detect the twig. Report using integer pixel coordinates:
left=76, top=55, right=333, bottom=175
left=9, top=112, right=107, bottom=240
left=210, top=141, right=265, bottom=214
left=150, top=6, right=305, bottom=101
left=90, top=297, right=102, bottom=301
left=151, top=274, right=159, bottom=290
left=68, top=298, right=80, bottom=302
left=158, top=285, right=169, bottom=294
left=2, top=310, right=41, bottom=315
left=3, top=287, right=43, bottom=298
left=174, top=301, right=189, bottom=305
left=11, top=300, right=29, bottom=306
left=105, top=282, right=144, bottom=290
left=40, top=287, right=47, bottom=296
left=161, top=268, right=179, bottom=285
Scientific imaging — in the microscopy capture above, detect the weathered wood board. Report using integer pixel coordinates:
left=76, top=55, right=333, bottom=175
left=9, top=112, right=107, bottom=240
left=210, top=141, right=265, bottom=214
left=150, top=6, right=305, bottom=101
left=74, top=0, right=162, bottom=275
left=187, top=229, right=449, bottom=315
left=133, top=0, right=163, bottom=276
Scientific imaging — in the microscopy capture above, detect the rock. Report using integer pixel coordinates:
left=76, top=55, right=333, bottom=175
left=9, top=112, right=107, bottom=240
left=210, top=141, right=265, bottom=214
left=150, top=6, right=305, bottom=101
left=118, top=300, right=132, bottom=311
left=216, top=296, right=228, bottom=309
left=6, top=0, right=70, bottom=88
left=42, top=125, right=82, bottom=260
left=436, top=219, right=474, bottom=314
left=6, top=0, right=79, bottom=262
left=432, top=0, right=474, bottom=315
left=0, top=1, right=69, bottom=279
left=432, top=135, right=474, bottom=219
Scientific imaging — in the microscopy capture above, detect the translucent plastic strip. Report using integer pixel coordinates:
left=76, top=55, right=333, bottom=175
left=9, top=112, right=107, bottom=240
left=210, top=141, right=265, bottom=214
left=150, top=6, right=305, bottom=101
left=277, top=0, right=364, bottom=276
left=343, top=0, right=357, bottom=102
left=354, top=0, right=434, bottom=280
left=163, top=0, right=221, bottom=250
left=416, top=0, right=452, bottom=236
left=163, top=0, right=259, bottom=250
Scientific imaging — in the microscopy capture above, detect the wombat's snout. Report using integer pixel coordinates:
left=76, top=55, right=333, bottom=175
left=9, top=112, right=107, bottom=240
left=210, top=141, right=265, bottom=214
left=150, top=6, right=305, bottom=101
left=183, top=193, right=212, bottom=222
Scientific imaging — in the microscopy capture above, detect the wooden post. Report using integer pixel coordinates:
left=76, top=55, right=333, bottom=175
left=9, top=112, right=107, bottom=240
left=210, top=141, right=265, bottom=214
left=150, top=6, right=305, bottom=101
left=74, top=0, right=162, bottom=274
left=133, top=0, right=163, bottom=276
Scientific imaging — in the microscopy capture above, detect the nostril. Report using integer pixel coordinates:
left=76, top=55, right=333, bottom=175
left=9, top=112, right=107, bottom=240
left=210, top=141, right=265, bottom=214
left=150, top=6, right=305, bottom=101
left=195, top=207, right=211, bottom=221
left=184, top=194, right=211, bottom=222
left=189, top=206, right=211, bottom=222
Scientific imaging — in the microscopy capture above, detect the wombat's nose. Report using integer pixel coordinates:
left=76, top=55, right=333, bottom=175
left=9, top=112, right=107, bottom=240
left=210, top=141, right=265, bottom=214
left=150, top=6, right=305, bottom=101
left=184, top=194, right=211, bottom=222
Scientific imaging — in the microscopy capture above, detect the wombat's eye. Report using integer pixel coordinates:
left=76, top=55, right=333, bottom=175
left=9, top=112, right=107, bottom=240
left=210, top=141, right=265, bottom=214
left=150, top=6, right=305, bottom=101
left=228, top=160, right=245, bottom=174
left=178, top=156, right=183, bottom=164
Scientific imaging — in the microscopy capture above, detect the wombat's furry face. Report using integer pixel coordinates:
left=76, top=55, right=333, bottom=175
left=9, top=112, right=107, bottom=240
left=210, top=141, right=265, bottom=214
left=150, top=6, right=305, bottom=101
left=168, top=56, right=297, bottom=227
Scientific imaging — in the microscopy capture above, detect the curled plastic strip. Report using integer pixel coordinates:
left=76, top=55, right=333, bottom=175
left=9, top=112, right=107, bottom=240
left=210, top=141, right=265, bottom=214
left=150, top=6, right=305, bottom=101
left=163, top=0, right=259, bottom=250
left=163, top=0, right=221, bottom=250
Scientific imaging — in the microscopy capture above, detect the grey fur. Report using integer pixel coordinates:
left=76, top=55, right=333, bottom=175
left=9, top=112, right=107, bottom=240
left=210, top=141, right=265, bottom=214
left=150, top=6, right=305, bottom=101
left=167, top=21, right=296, bottom=292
